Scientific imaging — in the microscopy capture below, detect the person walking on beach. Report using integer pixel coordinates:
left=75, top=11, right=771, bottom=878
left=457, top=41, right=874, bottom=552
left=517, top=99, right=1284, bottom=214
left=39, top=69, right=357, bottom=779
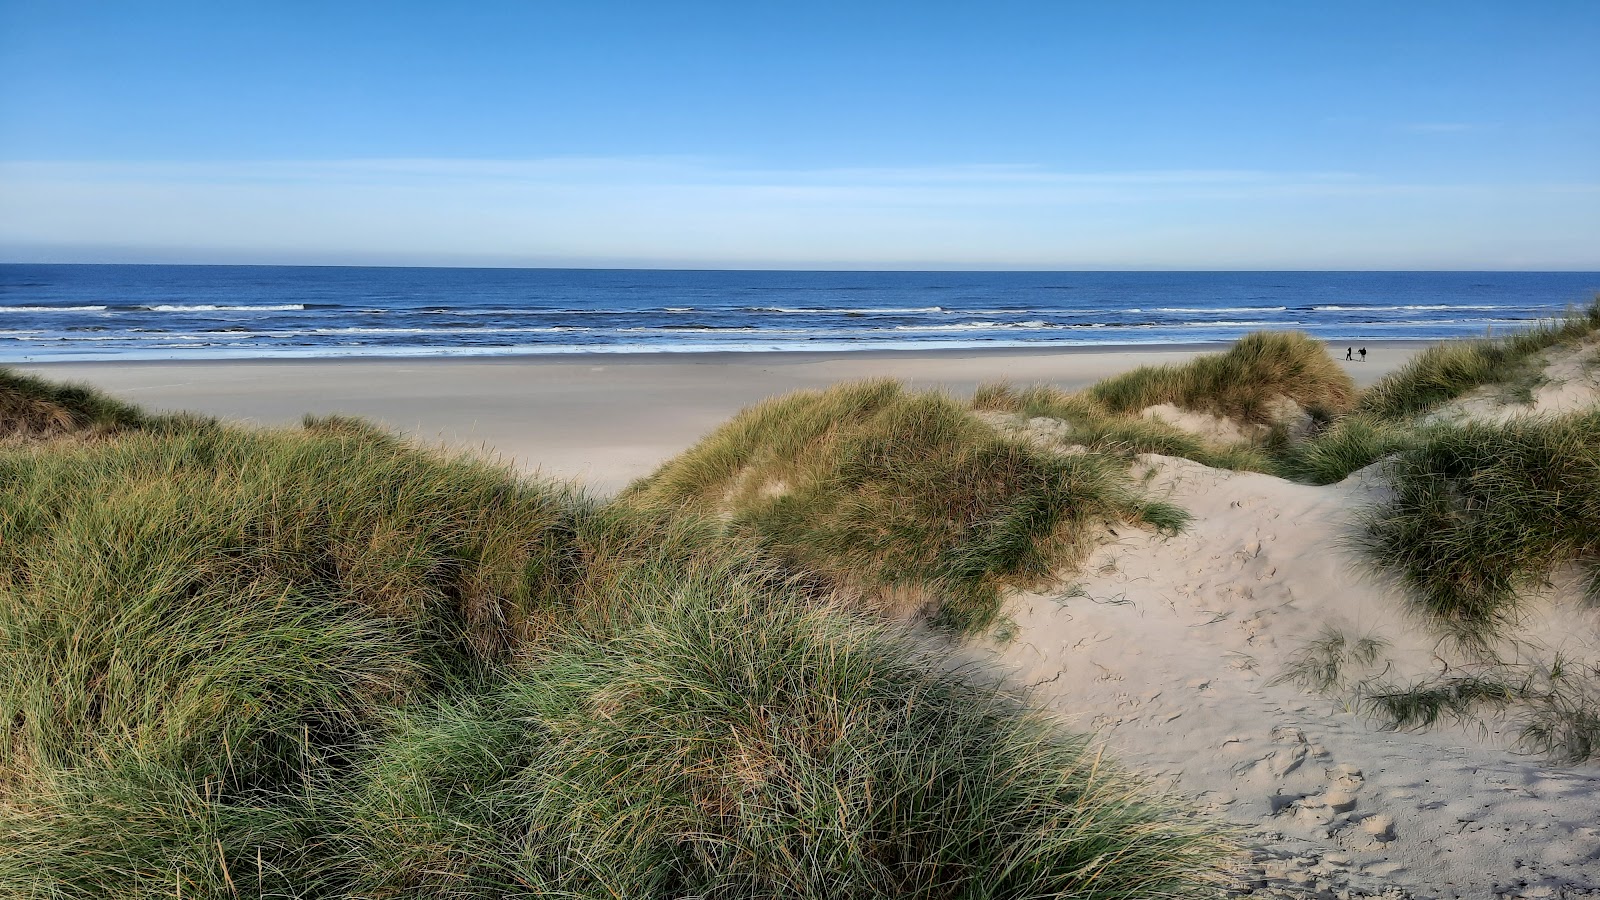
left=1359, top=347, right=1367, bottom=362
left=1345, top=347, right=1353, bottom=360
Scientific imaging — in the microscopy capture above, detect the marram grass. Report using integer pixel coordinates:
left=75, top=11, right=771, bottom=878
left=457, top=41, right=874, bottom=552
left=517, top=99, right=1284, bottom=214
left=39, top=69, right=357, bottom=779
left=971, top=331, right=1353, bottom=476
left=1356, top=410, right=1600, bottom=641
left=625, top=378, right=1187, bottom=632
left=0, top=366, right=207, bottom=439
left=1266, top=298, right=1600, bottom=485
left=1266, top=414, right=1418, bottom=485
left=972, top=381, right=1275, bottom=471
left=340, top=584, right=1232, bottom=899
left=0, top=373, right=1233, bottom=898
left=1357, top=297, right=1600, bottom=421
left=1083, top=330, right=1356, bottom=424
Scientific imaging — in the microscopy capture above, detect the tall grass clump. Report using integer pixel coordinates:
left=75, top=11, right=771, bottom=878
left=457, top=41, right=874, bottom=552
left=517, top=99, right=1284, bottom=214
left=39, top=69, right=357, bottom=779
left=0, top=366, right=199, bottom=438
left=1357, top=411, right=1600, bottom=641
left=341, top=582, right=1232, bottom=899
left=1267, top=414, right=1418, bottom=484
left=1357, top=297, right=1600, bottom=421
left=972, top=382, right=1274, bottom=471
left=625, top=379, right=1186, bottom=632
left=1085, top=331, right=1356, bottom=424
left=1267, top=299, right=1600, bottom=485
left=974, top=332, right=1353, bottom=476
left=0, top=417, right=593, bottom=896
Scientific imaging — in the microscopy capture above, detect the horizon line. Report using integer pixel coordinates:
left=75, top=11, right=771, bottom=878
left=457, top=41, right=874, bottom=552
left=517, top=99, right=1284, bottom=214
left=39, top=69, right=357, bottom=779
left=4, top=260, right=1600, bottom=275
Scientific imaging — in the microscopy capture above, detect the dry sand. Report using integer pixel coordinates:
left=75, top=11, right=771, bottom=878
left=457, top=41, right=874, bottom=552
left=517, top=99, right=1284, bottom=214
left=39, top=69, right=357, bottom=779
left=972, top=339, right=1600, bottom=899
left=17, top=343, right=1422, bottom=496
left=21, top=339, right=1599, bottom=897
left=974, top=457, right=1600, bottom=899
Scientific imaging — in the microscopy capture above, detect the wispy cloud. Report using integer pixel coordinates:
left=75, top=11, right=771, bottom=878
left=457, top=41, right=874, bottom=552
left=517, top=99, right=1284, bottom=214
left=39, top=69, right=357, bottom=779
left=0, top=158, right=1595, bottom=268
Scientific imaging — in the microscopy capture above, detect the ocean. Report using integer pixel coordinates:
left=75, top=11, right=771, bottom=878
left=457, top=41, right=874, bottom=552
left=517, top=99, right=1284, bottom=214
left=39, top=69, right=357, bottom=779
left=1, top=265, right=1596, bottom=362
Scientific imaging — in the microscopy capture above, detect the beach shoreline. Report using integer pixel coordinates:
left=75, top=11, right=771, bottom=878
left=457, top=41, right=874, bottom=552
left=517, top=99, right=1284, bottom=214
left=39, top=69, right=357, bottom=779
left=6, top=337, right=1440, bottom=368
left=14, top=341, right=1430, bottom=495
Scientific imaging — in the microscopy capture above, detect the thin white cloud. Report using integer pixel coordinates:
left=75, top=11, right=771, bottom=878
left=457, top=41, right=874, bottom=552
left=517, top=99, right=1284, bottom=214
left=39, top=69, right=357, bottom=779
left=0, top=158, right=1595, bottom=268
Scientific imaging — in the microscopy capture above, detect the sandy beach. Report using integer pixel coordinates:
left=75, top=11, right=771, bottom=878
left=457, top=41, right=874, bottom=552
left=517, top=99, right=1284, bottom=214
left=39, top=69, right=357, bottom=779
left=17, top=342, right=1427, bottom=495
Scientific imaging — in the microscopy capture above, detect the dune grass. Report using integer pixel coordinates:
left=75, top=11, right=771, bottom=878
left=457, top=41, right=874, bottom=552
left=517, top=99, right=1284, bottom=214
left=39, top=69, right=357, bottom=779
left=1271, top=626, right=1390, bottom=695
left=341, top=584, right=1231, bottom=899
left=1359, top=654, right=1600, bottom=764
left=625, top=379, right=1187, bottom=632
left=1357, top=297, right=1600, bottom=421
left=970, top=332, right=1354, bottom=477
left=0, top=367, right=195, bottom=438
left=1084, top=330, right=1357, bottom=424
left=0, top=375, right=1232, bottom=897
left=1356, top=411, right=1600, bottom=641
left=1266, top=414, right=1418, bottom=485
left=0, top=416, right=601, bottom=896
left=972, top=382, right=1275, bottom=471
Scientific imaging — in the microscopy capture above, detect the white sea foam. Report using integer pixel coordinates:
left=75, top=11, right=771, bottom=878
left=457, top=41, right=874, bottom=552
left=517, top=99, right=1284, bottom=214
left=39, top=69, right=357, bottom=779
left=144, top=302, right=308, bottom=310
left=748, top=306, right=945, bottom=314
left=312, top=326, right=586, bottom=335
left=144, top=304, right=305, bottom=312
left=1155, top=306, right=1287, bottom=313
left=1311, top=304, right=1511, bottom=312
left=0, top=305, right=108, bottom=312
left=619, top=326, right=783, bottom=334
left=892, top=321, right=1057, bottom=331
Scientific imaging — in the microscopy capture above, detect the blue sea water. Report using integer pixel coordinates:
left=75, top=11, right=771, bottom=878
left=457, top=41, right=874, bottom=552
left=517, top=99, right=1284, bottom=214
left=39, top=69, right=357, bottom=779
left=1, top=265, right=1596, bottom=362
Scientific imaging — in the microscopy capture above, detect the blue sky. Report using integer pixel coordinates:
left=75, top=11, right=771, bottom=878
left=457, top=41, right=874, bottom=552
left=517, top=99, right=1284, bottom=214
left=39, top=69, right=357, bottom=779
left=1, top=1, right=1596, bottom=268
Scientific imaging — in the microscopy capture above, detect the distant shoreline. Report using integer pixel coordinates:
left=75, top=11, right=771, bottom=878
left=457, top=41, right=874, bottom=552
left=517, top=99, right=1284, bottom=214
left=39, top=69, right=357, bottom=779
left=8, top=337, right=1439, bottom=370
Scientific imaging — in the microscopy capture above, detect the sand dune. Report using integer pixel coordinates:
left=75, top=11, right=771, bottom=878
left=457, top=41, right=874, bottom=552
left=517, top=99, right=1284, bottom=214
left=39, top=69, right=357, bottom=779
left=968, top=455, right=1598, bottom=897
left=13, top=337, right=1597, bottom=896
left=968, top=339, right=1600, bottom=898
left=1431, top=338, right=1600, bottom=425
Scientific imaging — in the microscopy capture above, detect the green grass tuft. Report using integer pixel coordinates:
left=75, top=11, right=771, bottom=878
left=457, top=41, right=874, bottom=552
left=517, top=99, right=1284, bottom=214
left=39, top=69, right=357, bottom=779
left=1085, top=331, right=1356, bottom=424
left=1357, top=298, right=1600, bottom=421
left=1363, top=675, right=1521, bottom=731
left=1272, top=626, right=1391, bottom=693
left=1362, top=657, right=1600, bottom=763
left=625, top=379, right=1186, bottom=632
left=973, top=332, right=1354, bottom=476
left=1355, top=411, right=1600, bottom=641
left=0, top=366, right=208, bottom=439
left=0, top=419, right=601, bottom=896
left=1267, top=414, right=1418, bottom=484
left=973, top=382, right=1275, bottom=471
left=341, top=585, right=1232, bottom=899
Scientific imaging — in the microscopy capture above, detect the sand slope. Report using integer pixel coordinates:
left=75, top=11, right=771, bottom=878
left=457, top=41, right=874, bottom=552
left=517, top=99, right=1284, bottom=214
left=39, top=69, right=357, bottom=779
left=970, top=454, right=1600, bottom=899
left=971, top=335, right=1600, bottom=897
left=1431, top=338, right=1600, bottom=425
